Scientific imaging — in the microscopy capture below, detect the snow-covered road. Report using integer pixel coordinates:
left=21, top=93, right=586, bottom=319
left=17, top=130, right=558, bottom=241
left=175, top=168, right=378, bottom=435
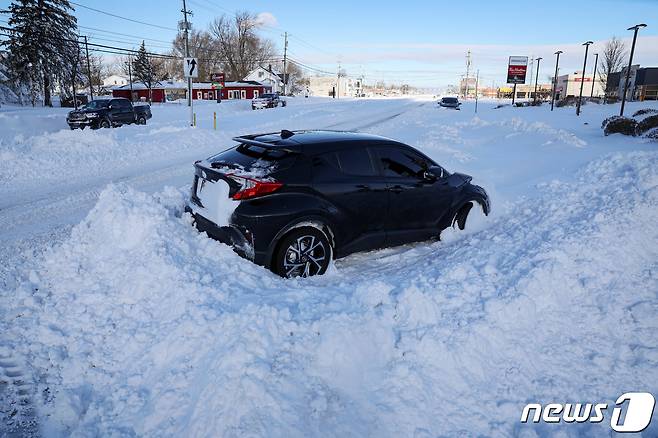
left=1, top=97, right=657, bottom=437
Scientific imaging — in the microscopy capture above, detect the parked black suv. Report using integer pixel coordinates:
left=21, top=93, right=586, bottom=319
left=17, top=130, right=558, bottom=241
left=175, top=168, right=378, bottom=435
left=186, top=130, right=490, bottom=278
left=66, top=98, right=152, bottom=129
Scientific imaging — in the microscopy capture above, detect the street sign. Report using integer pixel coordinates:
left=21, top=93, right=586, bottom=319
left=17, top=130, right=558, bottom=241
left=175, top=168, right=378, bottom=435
left=184, top=57, right=199, bottom=78
left=507, top=56, right=528, bottom=84
left=210, top=72, right=225, bottom=87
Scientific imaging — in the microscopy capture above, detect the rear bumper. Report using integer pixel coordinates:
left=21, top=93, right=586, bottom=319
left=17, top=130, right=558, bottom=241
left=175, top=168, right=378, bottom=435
left=185, top=205, right=266, bottom=265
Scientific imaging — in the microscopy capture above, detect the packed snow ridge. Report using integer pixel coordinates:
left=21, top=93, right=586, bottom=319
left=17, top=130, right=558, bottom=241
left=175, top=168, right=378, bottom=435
left=3, top=148, right=657, bottom=436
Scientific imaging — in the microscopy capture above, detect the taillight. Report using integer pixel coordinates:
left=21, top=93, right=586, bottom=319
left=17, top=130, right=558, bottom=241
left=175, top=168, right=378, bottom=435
left=228, top=175, right=283, bottom=200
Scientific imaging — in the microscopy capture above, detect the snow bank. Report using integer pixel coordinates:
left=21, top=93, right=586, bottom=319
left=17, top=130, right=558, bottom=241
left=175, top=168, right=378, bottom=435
left=4, top=148, right=658, bottom=436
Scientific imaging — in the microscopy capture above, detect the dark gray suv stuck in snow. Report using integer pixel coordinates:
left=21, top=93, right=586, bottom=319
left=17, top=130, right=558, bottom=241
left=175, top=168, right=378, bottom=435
left=186, top=130, right=490, bottom=278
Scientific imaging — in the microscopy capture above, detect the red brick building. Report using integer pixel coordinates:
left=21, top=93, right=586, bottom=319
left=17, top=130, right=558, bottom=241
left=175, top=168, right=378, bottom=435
left=112, top=80, right=272, bottom=102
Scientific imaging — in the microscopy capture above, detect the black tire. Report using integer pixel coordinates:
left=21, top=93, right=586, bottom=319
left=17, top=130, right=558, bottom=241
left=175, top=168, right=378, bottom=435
left=99, top=119, right=111, bottom=129
left=137, top=115, right=146, bottom=125
left=273, top=227, right=332, bottom=278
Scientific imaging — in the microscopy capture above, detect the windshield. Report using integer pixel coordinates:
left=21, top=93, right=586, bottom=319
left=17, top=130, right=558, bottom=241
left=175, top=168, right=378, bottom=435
left=259, top=94, right=275, bottom=99
left=442, top=97, right=458, bottom=103
left=84, top=100, right=110, bottom=110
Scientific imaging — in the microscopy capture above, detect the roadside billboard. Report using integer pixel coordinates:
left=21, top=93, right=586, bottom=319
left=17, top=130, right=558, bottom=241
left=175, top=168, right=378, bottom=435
left=507, top=56, right=528, bottom=84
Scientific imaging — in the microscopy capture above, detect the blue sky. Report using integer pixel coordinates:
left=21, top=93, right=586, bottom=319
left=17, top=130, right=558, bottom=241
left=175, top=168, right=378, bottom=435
left=1, top=0, right=657, bottom=87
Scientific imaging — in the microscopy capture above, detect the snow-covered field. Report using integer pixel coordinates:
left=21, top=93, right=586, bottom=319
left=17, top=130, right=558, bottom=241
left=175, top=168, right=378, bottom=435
left=1, top=96, right=657, bottom=437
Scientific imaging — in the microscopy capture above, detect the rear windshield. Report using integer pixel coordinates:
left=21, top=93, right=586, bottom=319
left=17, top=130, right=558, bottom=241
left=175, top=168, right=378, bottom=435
left=442, top=97, right=458, bottom=103
left=207, top=143, right=296, bottom=173
left=259, top=94, right=275, bottom=98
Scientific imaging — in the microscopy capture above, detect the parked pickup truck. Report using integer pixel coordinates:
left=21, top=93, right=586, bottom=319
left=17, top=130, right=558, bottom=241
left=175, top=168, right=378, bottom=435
left=67, top=97, right=152, bottom=129
left=251, top=93, right=286, bottom=110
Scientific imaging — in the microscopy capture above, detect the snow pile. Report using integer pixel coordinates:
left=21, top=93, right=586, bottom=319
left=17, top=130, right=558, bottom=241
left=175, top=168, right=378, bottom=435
left=4, top=148, right=658, bottom=436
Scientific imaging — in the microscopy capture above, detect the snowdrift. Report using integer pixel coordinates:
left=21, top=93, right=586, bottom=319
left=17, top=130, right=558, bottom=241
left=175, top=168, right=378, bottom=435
left=4, top=149, right=657, bottom=436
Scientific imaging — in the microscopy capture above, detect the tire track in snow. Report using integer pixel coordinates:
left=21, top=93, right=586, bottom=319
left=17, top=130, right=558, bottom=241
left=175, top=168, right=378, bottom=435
left=0, top=347, right=38, bottom=437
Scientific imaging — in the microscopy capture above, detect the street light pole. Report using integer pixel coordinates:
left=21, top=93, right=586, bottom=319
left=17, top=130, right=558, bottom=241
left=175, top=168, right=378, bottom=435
left=620, top=23, right=647, bottom=117
left=533, top=57, right=542, bottom=104
left=576, top=41, right=593, bottom=116
left=551, top=50, right=562, bottom=111
left=590, top=52, right=598, bottom=97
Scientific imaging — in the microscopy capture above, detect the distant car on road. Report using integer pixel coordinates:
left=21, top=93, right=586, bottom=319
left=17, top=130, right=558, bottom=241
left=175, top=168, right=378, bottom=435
left=66, top=97, right=152, bottom=130
left=251, top=93, right=286, bottom=110
left=439, top=97, right=461, bottom=109
left=186, top=130, right=490, bottom=278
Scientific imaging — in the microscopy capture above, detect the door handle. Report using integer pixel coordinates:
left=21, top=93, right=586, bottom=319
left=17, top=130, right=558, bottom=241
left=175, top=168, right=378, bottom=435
left=389, top=185, right=403, bottom=193
left=356, top=184, right=371, bottom=191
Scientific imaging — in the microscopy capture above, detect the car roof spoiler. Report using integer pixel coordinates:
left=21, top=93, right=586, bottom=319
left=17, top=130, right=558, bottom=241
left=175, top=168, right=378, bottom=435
left=232, top=135, right=299, bottom=154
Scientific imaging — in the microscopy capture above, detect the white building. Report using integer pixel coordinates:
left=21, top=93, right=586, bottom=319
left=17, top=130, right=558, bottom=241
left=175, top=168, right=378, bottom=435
left=102, top=74, right=128, bottom=88
left=309, top=75, right=355, bottom=98
left=554, top=71, right=604, bottom=100
left=244, top=66, right=289, bottom=94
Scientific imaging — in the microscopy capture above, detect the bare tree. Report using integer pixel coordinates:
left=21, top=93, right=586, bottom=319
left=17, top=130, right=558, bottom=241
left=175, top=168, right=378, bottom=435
left=598, top=37, right=627, bottom=100
left=209, top=11, right=275, bottom=81
left=171, top=30, right=218, bottom=81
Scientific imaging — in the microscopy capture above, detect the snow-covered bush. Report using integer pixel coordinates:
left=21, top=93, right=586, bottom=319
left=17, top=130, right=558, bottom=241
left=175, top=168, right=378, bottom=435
left=632, top=108, right=658, bottom=118
left=636, top=115, right=658, bottom=136
left=556, top=96, right=578, bottom=107
left=603, top=116, right=637, bottom=136
left=601, top=115, right=623, bottom=130
left=645, top=127, right=658, bottom=140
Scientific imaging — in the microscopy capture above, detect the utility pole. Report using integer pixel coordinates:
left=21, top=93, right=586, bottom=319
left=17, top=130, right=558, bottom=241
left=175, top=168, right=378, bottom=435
left=533, top=57, right=542, bottom=104
left=464, top=50, right=471, bottom=99
left=474, top=70, right=479, bottom=113
left=620, top=23, right=647, bottom=117
left=73, top=40, right=80, bottom=109
left=181, top=0, right=193, bottom=109
left=84, top=36, right=93, bottom=100
left=590, top=52, right=598, bottom=97
left=282, top=32, right=288, bottom=96
left=576, top=41, right=593, bottom=116
left=551, top=51, right=562, bottom=111
left=336, top=61, right=341, bottom=99
left=127, top=59, right=133, bottom=101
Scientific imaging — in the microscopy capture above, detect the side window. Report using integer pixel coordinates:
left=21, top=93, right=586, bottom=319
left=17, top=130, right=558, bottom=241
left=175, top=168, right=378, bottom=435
left=377, top=147, right=431, bottom=178
left=335, top=148, right=377, bottom=176
left=109, top=99, right=118, bottom=108
left=120, top=100, right=131, bottom=109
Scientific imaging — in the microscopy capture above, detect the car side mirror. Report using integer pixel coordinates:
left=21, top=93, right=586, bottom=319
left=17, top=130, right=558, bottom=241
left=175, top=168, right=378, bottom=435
left=423, top=166, right=445, bottom=181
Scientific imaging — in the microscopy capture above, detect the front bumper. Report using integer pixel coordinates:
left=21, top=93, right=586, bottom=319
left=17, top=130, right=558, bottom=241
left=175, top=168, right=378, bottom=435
left=67, top=119, right=96, bottom=128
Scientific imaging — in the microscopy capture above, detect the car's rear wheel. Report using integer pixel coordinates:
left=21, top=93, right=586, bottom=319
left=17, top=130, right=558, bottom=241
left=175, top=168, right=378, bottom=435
left=274, top=227, right=331, bottom=278
left=99, top=119, right=111, bottom=129
left=137, top=115, right=147, bottom=125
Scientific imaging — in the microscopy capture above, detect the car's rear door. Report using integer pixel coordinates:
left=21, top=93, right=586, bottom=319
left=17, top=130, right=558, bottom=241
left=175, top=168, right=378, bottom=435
left=311, top=144, right=389, bottom=255
left=373, top=145, right=453, bottom=246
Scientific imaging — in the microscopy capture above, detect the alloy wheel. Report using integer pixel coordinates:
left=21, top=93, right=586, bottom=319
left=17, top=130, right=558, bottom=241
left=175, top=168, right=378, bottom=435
left=282, top=234, right=327, bottom=278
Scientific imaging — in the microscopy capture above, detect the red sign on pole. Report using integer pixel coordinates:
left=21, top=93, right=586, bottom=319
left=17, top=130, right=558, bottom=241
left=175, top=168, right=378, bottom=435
left=507, top=56, right=528, bottom=84
left=210, top=72, right=225, bottom=88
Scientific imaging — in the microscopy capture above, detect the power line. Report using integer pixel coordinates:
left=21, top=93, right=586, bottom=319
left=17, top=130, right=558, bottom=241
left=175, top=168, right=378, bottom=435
left=69, top=1, right=177, bottom=31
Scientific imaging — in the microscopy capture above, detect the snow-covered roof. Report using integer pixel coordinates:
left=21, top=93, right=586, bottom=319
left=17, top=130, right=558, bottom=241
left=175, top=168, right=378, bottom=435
left=111, top=80, right=268, bottom=91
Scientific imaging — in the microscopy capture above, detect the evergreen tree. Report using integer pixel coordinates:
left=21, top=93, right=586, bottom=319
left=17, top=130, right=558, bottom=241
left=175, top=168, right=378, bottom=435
left=3, top=0, right=78, bottom=106
left=132, top=41, right=161, bottom=104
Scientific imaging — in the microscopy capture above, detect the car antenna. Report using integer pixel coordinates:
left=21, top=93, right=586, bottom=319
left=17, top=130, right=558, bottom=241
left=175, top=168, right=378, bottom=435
left=280, top=129, right=295, bottom=139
